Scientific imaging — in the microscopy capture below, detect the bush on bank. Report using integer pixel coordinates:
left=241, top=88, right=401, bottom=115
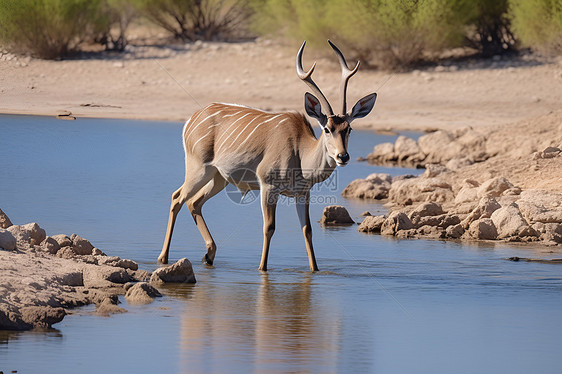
left=0, top=0, right=560, bottom=63
left=251, top=0, right=474, bottom=69
left=0, top=0, right=105, bottom=59
left=135, top=0, right=252, bottom=42
left=510, top=0, right=562, bottom=55
left=250, top=0, right=561, bottom=69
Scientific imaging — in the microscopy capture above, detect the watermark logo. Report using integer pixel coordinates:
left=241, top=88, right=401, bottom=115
left=224, top=167, right=340, bottom=206
left=224, top=168, right=260, bottom=205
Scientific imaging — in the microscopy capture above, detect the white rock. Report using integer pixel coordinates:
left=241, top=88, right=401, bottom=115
left=125, top=282, right=162, bottom=304
left=320, top=205, right=355, bottom=226
left=461, top=197, right=501, bottom=228
left=7, top=223, right=46, bottom=247
left=381, top=212, right=414, bottom=236
left=477, top=177, right=514, bottom=198
left=341, top=177, right=390, bottom=200
left=467, top=218, right=498, bottom=240
left=394, top=136, right=422, bottom=160
left=51, top=234, right=72, bottom=247
left=0, top=228, right=17, bottom=250
left=40, top=237, right=60, bottom=254
left=150, top=258, right=196, bottom=285
left=70, top=234, right=94, bottom=255
left=357, top=215, right=385, bottom=233
left=368, top=142, right=395, bottom=162
left=490, top=203, right=537, bottom=239
left=0, top=208, right=12, bottom=228
left=517, top=190, right=562, bottom=224
left=455, top=186, right=478, bottom=204
left=409, top=202, right=444, bottom=223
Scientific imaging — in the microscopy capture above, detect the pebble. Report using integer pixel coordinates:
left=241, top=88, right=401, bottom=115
left=56, top=114, right=76, bottom=120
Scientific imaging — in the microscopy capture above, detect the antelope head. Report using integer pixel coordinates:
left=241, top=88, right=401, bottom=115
left=297, top=40, right=377, bottom=167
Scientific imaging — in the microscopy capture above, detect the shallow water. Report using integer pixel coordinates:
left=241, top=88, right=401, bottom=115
left=1, top=115, right=561, bottom=373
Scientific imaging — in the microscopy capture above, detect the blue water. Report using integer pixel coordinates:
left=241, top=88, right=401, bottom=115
left=0, top=115, right=561, bottom=373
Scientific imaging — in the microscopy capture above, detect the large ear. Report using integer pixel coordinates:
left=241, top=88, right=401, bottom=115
left=304, top=92, right=327, bottom=127
left=348, top=93, right=377, bottom=121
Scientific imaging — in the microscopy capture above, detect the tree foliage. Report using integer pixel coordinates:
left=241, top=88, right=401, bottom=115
left=1, top=0, right=560, bottom=62
left=135, top=0, right=251, bottom=41
left=510, top=0, right=562, bottom=55
left=97, top=0, right=139, bottom=51
left=251, top=0, right=562, bottom=69
left=251, top=0, right=474, bottom=69
left=465, top=0, right=516, bottom=57
left=0, top=0, right=105, bottom=59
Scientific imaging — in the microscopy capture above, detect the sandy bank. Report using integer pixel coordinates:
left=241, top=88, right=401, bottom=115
left=1, top=40, right=561, bottom=131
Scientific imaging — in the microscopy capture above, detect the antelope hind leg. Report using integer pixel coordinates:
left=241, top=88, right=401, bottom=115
left=158, top=165, right=217, bottom=264
left=187, top=174, right=228, bottom=266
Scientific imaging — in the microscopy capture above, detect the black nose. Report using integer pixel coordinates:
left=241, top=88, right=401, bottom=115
left=337, top=153, right=350, bottom=163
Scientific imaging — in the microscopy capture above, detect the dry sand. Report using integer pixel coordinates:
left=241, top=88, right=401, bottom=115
left=1, top=39, right=561, bottom=131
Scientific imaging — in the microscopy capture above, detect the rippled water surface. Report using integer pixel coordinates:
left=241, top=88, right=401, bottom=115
left=1, top=115, right=561, bottom=373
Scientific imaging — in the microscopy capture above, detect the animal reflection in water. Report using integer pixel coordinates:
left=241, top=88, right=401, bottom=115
left=177, top=274, right=342, bottom=371
left=158, top=40, right=377, bottom=271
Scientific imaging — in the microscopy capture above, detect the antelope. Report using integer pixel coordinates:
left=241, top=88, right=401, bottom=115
left=158, top=40, right=377, bottom=271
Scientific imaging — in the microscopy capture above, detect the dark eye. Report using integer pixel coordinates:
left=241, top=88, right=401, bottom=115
left=324, top=127, right=330, bottom=134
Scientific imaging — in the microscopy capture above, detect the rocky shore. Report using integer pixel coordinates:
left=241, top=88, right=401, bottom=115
left=0, top=209, right=196, bottom=330
left=345, top=110, right=562, bottom=249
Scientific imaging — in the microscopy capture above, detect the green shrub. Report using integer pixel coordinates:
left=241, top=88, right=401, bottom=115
left=251, top=0, right=329, bottom=44
left=0, top=0, right=105, bottom=59
left=465, top=0, right=516, bottom=57
left=96, top=0, right=139, bottom=51
left=251, top=0, right=473, bottom=69
left=328, top=0, right=428, bottom=68
left=136, top=0, right=252, bottom=41
left=510, top=0, right=562, bottom=55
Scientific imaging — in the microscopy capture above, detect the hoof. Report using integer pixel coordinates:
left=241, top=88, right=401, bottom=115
left=157, top=256, right=168, bottom=264
left=202, top=254, right=214, bottom=266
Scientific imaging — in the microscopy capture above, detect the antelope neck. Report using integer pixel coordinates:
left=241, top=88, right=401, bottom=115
left=300, top=131, right=336, bottom=184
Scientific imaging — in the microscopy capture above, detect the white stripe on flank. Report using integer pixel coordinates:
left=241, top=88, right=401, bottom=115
left=216, top=102, right=253, bottom=109
left=190, top=131, right=213, bottom=153
left=212, top=109, right=245, bottom=144
left=215, top=102, right=276, bottom=114
left=182, top=105, right=210, bottom=142
left=229, top=114, right=283, bottom=154
left=273, top=117, right=289, bottom=129
left=182, top=104, right=213, bottom=161
left=215, top=112, right=254, bottom=152
left=218, top=113, right=264, bottom=154
left=184, top=110, right=223, bottom=143
left=181, top=118, right=193, bottom=156
left=222, top=110, right=244, bottom=118
left=213, top=111, right=244, bottom=148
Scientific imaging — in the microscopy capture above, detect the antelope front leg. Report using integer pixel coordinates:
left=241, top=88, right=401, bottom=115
left=259, top=187, right=278, bottom=272
left=296, top=191, right=318, bottom=272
